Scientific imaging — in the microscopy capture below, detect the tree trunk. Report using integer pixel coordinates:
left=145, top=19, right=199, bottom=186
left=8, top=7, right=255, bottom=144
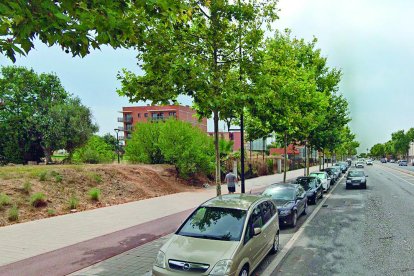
left=283, top=132, right=287, bottom=183
left=322, top=149, right=325, bottom=170
left=306, top=144, right=310, bottom=176
left=42, top=146, right=52, bottom=164
left=262, top=137, right=265, bottom=161
left=213, top=109, right=221, bottom=196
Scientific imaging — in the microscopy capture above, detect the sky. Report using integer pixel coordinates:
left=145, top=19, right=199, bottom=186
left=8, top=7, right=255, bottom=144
left=1, top=0, right=414, bottom=153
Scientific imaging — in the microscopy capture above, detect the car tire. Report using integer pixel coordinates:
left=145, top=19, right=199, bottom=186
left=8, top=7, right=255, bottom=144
left=239, top=265, right=249, bottom=276
left=303, top=202, right=308, bottom=215
left=291, top=211, right=297, bottom=227
left=361, top=183, right=367, bottom=189
left=346, top=184, right=350, bottom=190
left=270, top=231, right=280, bottom=254
left=312, top=194, right=317, bottom=205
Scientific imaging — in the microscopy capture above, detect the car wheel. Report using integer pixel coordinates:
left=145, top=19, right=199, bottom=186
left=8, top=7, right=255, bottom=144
left=361, top=183, right=367, bottom=189
left=312, top=194, right=317, bottom=205
left=346, top=184, right=350, bottom=190
left=303, top=202, right=308, bottom=215
left=270, top=231, right=280, bottom=254
left=291, top=211, right=297, bottom=227
left=239, top=265, right=249, bottom=276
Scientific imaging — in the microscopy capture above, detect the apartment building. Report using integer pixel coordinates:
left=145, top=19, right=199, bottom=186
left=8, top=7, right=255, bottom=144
left=118, top=105, right=207, bottom=142
left=207, top=131, right=242, bottom=151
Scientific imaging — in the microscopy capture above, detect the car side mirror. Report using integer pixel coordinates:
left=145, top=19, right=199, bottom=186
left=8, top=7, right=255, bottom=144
left=253, top=228, right=262, bottom=236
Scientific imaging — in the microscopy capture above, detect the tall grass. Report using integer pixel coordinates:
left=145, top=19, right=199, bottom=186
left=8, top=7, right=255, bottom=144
left=88, top=188, right=101, bottom=201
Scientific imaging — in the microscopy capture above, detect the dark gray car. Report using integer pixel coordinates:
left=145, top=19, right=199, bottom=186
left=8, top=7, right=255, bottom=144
left=346, top=170, right=368, bottom=189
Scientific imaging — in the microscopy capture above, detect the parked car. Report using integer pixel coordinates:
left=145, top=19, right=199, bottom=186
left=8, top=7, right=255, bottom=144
left=293, top=176, right=323, bottom=205
left=399, top=160, right=408, bottom=166
left=389, top=159, right=395, bottom=163
left=366, top=159, right=373, bottom=165
left=331, top=166, right=343, bottom=178
left=380, top=158, right=387, bottom=163
left=153, top=194, right=280, bottom=276
left=346, top=170, right=368, bottom=189
left=335, top=162, right=348, bottom=173
left=355, top=161, right=364, bottom=168
left=262, top=184, right=307, bottom=228
left=309, top=171, right=330, bottom=192
left=322, top=168, right=337, bottom=185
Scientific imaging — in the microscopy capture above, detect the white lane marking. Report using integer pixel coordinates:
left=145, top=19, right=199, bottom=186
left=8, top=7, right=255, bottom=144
left=378, top=167, right=414, bottom=186
left=261, top=173, right=346, bottom=275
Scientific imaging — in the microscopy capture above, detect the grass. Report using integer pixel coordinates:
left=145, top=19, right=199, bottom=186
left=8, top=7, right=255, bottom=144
left=68, top=195, right=79, bottom=209
left=89, top=173, right=102, bottom=183
left=88, top=188, right=101, bottom=201
left=22, top=181, right=32, bottom=194
left=30, top=192, right=47, bottom=207
left=8, top=205, right=19, bottom=221
left=55, top=174, right=63, bottom=183
left=0, top=193, right=11, bottom=207
left=38, top=171, right=47, bottom=181
left=47, top=209, right=56, bottom=216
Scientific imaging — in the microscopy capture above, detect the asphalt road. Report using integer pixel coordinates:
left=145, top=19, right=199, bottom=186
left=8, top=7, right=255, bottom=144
left=270, top=163, right=414, bottom=276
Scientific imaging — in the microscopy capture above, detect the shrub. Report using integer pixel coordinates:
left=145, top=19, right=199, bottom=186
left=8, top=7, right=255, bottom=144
left=88, top=188, right=101, bottom=201
left=90, top=173, right=102, bottom=183
left=0, top=193, right=11, bottom=207
left=39, top=171, right=47, bottom=181
left=47, top=209, right=56, bottom=216
left=68, top=195, right=79, bottom=209
left=30, top=192, right=47, bottom=207
left=8, top=205, right=19, bottom=221
left=72, top=136, right=115, bottom=164
left=55, top=174, right=63, bottom=183
left=22, top=181, right=32, bottom=194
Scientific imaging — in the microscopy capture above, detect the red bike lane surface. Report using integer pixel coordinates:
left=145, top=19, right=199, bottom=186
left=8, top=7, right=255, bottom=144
left=0, top=209, right=193, bottom=276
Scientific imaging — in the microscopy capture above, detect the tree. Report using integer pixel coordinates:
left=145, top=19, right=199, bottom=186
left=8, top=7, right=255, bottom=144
left=0, top=66, right=97, bottom=163
left=72, top=135, right=115, bottom=164
left=370, top=143, right=385, bottom=158
left=391, top=130, right=410, bottom=159
left=0, top=1, right=185, bottom=62
left=117, top=0, right=278, bottom=195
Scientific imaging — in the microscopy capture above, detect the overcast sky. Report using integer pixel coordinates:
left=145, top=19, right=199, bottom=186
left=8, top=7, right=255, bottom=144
left=1, top=0, right=413, bottom=153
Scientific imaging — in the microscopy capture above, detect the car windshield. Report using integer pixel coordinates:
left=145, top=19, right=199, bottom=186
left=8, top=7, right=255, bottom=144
left=310, top=173, right=326, bottom=180
left=262, top=187, right=295, bottom=201
left=348, top=171, right=364, bottom=177
left=294, top=178, right=314, bottom=190
left=177, top=207, right=246, bottom=241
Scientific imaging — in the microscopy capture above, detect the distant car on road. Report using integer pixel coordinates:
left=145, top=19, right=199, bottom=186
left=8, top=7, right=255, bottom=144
left=293, top=176, right=323, bottom=205
left=389, top=159, right=395, bottom=163
left=309, top=171, right=331, bottom=192
left=262, top=184, right=307, bottom=228
left=366, top=159, right=373, bottom=165
left=322, top=168, right=337, bottom=185
left=399, top=160, right=408, bottom=166
left=355, top=161, right=364, bottom=168
left=380, top=158, right=387, bottom=163
left=152, top=194, right=280, bottom=276
left=346, top=170, right=368, bottom=189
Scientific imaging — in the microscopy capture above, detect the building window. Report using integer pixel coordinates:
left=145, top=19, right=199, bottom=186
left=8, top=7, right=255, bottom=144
left=169, top=111, right=176, bottom=117
left=137, top=113, right=140, bottom=118
left=144, top=113, right=148, bottom=117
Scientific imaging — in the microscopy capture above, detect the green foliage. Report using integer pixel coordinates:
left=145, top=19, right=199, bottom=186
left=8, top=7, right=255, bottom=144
left=0, top=193, right=11, bottom=207
left=125, top=123, right=163, bottom=164
left=22, top=181, right=32, bottom=194
left=39, top=171, right=47, bottom=181
left=89, top=173, right=103, bottom=184
left=68, top=195, right=79, bottom=209
left=72, top=136, right=115, bottom=164
left=30, top=193, right=47, bottom=207
left=88, top=188, right=101, bottom=201
left=0, top=66, right=97, bottom=164
left=266, top=159, right=274, bottom=174
left=8, top=205, right=19, bottom=221
left=47, top=209, right=56, bottom=216
left=370, top=143, right=385, bottom=158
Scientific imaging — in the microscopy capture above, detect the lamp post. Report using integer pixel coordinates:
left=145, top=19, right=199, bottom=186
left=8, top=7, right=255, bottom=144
left=114, top=128, right=120, bottom=164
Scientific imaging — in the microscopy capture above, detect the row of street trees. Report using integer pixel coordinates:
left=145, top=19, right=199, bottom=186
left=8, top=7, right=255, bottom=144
left=1, top=1, right=359, bottom=195
left=370, top=128, right=414, bottom=159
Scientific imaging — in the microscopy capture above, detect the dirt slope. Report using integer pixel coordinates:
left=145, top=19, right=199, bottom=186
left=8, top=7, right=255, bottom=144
left=0, top=164, right=205, bottom=227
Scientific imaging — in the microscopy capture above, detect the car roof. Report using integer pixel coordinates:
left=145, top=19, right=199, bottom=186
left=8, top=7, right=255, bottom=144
left=264, top=183, right=299, bottom=191
left=297, top=176, right=316, bottom=179
left=310, top=171, right=326, bottom=174
left=202, top=194, right=264, bottom=210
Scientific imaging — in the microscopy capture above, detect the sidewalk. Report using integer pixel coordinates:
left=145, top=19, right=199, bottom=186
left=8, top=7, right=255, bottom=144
left=0, top=166, right=319, bottom=274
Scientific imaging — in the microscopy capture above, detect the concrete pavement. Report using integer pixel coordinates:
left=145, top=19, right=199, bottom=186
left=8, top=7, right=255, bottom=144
left=0, top=166, right=319, bottom=275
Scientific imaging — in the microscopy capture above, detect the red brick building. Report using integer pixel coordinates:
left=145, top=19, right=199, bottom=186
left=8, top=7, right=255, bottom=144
left=118, top=105, right=207, bottom=141
left=207, top=132, right=242, bottom=151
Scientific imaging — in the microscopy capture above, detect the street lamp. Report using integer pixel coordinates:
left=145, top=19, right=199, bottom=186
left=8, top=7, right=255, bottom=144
left=114, top=128, right=120, bottom=164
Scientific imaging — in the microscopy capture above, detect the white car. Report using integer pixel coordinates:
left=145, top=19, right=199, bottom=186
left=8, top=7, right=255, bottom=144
left=309, top=172, right=330, bottom=192
left=366, top=159, right=373, bottom=165
left=355, top=162, right=364, bottom=168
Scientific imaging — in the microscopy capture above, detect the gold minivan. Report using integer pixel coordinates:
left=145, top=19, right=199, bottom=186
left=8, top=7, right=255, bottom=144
left=152, top=194, right=279, bottom=276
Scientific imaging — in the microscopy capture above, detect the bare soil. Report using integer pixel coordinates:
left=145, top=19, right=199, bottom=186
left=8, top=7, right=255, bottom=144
left=0, top=164, right=208, bottom=227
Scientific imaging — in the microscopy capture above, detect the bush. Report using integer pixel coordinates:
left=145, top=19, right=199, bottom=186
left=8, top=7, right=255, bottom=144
left=47, top=208, right=56, bottom=216
left=88, top=188, right=101, bottom=201
left=72, top=135, right=115, bottom=164
left=30, top=192, right=47, bottom=207
left=89, top=173, right=102, bottom=183
left=0, top=193, right=11, bottom=207
left=8, top=205, right=19, bottom=221
left=39, top=171, right=47, bottom=181
left=22, top=181, right=32, bottom=194
left=68, top=195, right=79, bottom=209
left=266, top=159, right=274, bottom=174
left=55, top=174, right=63, bottom=183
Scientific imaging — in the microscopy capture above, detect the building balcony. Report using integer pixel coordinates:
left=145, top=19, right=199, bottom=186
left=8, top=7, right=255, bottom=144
left=118, top=117, right=132, bottom=123
left=118, top=136, right=125, bottom=140
left=117, top=126, right=124, bottom=131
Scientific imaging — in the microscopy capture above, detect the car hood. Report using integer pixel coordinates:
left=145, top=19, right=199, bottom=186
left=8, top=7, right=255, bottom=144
left=273, top=199, right=294, bottom=209
left=162, top=234, right=239, bottom=266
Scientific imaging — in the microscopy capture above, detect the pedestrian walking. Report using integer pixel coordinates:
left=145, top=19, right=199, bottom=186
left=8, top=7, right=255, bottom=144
left=225, top=171, right=238, bottom=194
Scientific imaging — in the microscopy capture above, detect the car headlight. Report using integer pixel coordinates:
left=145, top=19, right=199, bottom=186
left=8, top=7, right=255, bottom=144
left=210, top=259, right=233, bottom=275
left=346, top=180, right=351, bottom=183
left=361, top=179, right=366, bottom=183
left=154, top=250, right=166, bottom=269
left=280, top=209, right=291, bottom=216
